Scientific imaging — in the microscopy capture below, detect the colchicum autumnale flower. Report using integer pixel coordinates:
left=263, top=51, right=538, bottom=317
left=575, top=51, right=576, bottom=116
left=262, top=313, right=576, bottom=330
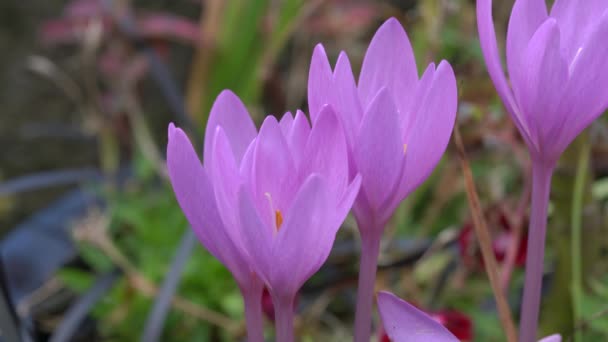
left=208, top=92, right=360, bottom=342
left=167, top=91, right=264, bottom=342
left=477, top=1, right=608, bottom=340
left=308, top=18, right=458, bottom=342
left=378, top=291, right=562, bottom=342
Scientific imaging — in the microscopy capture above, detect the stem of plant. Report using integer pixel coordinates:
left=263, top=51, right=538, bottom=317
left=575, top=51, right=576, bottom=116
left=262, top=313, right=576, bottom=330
left=571, top=141, right=590, bottom=342
left=519, top=162, right=554, bottom=342
left=454, top=127, right=517, bottom=342
left=273, top=294, right=295, bottom=342
left=242, top=285, right=265, bottom=342
left=354, top=227, right=382, bottom=342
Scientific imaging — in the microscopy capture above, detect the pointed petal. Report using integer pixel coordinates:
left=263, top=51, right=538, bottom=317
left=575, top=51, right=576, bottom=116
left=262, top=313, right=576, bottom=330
left=538, top=334, right=561, bottom=342
left=210, top=127, right=241, bottom=231
left=279, top=111, right=294, bottom=137
left=286, top=110, right=311, bottom=166
left=300, top=105, right=348, bottom=200
left=335, top=174, right=361, bottom=228
left=353, top=88, right=404, bottom=213
left=398, top=61, right=457, bottom=199
left=510, top=18, right=568, bottom=159
left=237, top=185, right=273, bottom=286
left=332, top=51, right=363, bottom=147
left=252, top=116, right=297, bottom=223
left=358, top=18, right=417, bottom=112
left=554, top=12, right=608, bottom=155
left=477, top=0, right=532, bottom=144
left=377, top=292, right=459, bottom=342
left=271, top=175, right=330, bottom=297
left=167, top=124, right=249, bottom=284
left=550, top=0, right=607, bottom=60
left=204, top=90, right=257, bottom=166
left=308, top=44, right=334, bottom=123
left=506, top=0, right=548, bottom=78
left=400, top=63, right=436, bottom=139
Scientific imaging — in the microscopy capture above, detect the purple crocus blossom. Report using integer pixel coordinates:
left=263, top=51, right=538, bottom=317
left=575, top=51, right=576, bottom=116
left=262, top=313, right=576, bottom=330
left=378, top=291, right=562, bottom=342
left=181, top=90, right=360, bottom=342
left=308, top=18, right=458, bottom=342
left=477, top=1, right=608, bottom=341
left=167, top=90, right=264, bottom=342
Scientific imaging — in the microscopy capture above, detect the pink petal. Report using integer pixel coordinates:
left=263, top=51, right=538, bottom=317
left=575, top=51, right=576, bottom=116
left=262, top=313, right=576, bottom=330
left=358, top=18, right=417, bottom=113
left=476, top=0, right=533, bottom=145
left=377, top=291, right=459, bottom=342
left=272, top=175, right=331, bottom=297
left=300, top=105, right=348, bottom=200
left=353, top=88, right=405, bottom=217
left=204, top=90, right=257, bottom=166
left=554, top=12, right=608, bottom=155
left=237, top=184, right=273, bottom=286
left=166, top=124, right=250, bottom=285
left=286, top=110, right=311, bottom=166
left=506, top=0, right=548, bottom=80
left=400, top=63, right=436, bottom=141
left=279, top=111, right=294, bottom=137
left=209, top=127, right=242, bottom=232
left=308, top=44, right=334, bottom=123
left=550, top=0, right=608, bottom=61
left=252, top=116, right=297, bottom=224
left=538, top=334, right=561, bottom=342
left=332, top=51, right=363, bottom=148
left=511, top=19, right=568, bottom=160
left=398, top=61, right=457, bottom=200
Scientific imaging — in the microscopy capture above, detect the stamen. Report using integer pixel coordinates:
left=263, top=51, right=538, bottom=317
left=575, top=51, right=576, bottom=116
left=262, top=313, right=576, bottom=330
left=403, top=143, right=408, bottom=155
left=275, top=210, right=283, bottom=230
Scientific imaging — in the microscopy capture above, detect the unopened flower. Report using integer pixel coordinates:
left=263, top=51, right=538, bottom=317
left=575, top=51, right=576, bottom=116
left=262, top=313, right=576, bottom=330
left=308, top=18, right=457, bottom=342
left=477, top=1, right=608, bottom=340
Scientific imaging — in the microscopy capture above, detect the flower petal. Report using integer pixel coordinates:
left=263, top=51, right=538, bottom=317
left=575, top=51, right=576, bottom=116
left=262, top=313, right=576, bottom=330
left=237, top=184, right=273, bottom=286
left=538, top=334, right=561, bottom=342
left=377, top=291, right=459, bottom=342
left=397, top=61, right=457, bottom=204
left=477, top=0, right=532, bottom=144
left=271, top=174, right=331, bottom=297
left=167, top=124, right=250, bottom=284
left=510, top=18, right=568, bottom=160
left=286, top=110, right=311, bottom=166
left=204, top=90, right=257, bottom=166
left=358, top=18, right=417, bottom=113
left=252, top=116, right=297, bottom=225
left=554, top=11, right=608, bottom=156
left=332, top=51, right=363, bottom=147
left=506, top=0, right=548, bottom=80
left=300, top=105, right=348, bottom=200
left=353, top=88, right=404, bottom=214
left=550, top=0, right=607, bottom=61
left=279, top=111, right=294, bottom=137
left=308, top=44, right=334, bottom=123
left=210, top=127, right=242, bottom=232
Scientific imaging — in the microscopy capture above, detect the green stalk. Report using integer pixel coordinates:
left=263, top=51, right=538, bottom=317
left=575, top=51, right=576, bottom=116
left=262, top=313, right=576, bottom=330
left=571, top=141, right=590, bottom=342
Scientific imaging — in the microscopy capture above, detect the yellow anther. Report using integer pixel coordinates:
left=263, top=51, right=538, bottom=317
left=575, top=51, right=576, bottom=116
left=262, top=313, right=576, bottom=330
left=275, top=210, right=284, bottom=230
left=403, top=144, right=408, bottom=155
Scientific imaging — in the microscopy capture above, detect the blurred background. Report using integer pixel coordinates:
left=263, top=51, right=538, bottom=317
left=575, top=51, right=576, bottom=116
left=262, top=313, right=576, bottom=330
left=0, top=0, right=607, bottom=341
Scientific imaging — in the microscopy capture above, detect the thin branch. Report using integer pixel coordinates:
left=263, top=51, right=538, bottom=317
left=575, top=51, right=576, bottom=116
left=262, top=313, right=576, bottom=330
left=453, top=125, right=518, bottom=342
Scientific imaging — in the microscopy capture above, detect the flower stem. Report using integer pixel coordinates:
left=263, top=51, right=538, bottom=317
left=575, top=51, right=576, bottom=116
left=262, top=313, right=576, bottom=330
left=571, top=142, right=590, bottom=342
left=241, top=285, right=265, bottom=342
left=354, top=228, right=382, bottom=342
left=519, top=162, right=554, bottom=342
left=273, top=295, right=295, bottom=342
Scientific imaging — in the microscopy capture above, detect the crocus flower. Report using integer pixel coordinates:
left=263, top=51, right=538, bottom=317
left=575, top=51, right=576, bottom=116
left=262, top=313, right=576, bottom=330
left=209, top=96, right=360, bottom=341
left=477, top=1, right=608, bottom=340
left=308, top=18, right=458, bottom=342
left=378, top=291, right=561, bottom=342
left=167, top=91, right=264, bottom=342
